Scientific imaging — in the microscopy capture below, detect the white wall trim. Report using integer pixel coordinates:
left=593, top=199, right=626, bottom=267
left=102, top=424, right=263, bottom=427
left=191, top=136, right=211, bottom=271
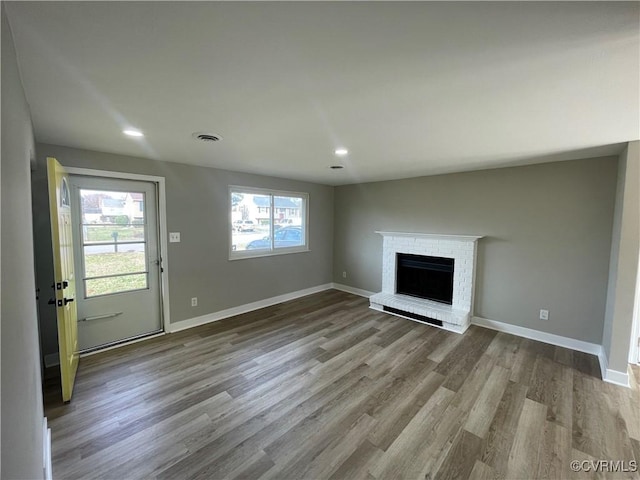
left=169, top=283, right=333, bottom=333
left=43, top=417, right=52, bottom=480
left=605, top=368, right=631, bottom=388
left=629, top=256, right=640, bottom=364
left=336, top=291, right=630, bottom=384
left=598, top=348, right=631, bottom=387
left=48, top=284, right=341, bottom=361
left=597, top=347, right=607, bottom=382
left=471, top=316, right=601, bottom=355
left=472, top=316, right=630, bottom=387
left=65, top=167, right=172, bottom=332
left=339, top=285, right=630, bottom=384
left=156, top=178, right=171, bottom=334
left=331, top=282, right=375, bottom=298
left=65, top=167, right=165, bottom=183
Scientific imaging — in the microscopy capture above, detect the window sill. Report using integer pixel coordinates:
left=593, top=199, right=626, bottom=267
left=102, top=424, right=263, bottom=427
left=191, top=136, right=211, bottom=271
left=229, top=246, right=310, bottom=261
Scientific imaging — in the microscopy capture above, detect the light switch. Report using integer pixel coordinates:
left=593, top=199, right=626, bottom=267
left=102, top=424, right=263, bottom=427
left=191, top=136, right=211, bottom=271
left=169, top=232, right=181, bottom=243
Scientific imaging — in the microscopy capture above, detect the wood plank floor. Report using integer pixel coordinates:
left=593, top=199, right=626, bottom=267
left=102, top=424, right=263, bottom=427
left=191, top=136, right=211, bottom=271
left=44, top=290, right=640, bottom=479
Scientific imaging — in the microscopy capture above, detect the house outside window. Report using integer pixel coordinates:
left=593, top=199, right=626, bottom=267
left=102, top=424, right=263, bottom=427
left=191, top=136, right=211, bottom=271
left=229, top=186, right=308, bottom=259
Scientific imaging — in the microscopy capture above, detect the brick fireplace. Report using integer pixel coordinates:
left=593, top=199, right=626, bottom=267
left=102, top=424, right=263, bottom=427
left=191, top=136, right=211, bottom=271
left=369, top=232, right=483, bottom=333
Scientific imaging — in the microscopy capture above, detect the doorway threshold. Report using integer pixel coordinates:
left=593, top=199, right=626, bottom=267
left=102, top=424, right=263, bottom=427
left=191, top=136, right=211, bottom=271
left=79, top=330, right=165, bottom=357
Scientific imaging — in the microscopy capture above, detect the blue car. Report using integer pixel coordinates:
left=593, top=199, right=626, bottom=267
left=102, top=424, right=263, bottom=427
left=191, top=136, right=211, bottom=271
left=246, top=226, right=303, bottom=250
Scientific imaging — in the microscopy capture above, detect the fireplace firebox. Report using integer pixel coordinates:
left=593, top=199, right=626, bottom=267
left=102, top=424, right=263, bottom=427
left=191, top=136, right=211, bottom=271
left=396, top=253, right=454, bottom=305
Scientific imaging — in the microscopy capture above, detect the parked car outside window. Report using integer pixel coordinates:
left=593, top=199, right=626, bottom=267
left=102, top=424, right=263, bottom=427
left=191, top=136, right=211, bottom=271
left=246, top=226, right=303, bottom=250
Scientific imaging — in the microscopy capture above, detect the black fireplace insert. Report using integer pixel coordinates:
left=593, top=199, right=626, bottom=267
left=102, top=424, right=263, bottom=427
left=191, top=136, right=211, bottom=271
left=396, top=253, right=454, bottom=305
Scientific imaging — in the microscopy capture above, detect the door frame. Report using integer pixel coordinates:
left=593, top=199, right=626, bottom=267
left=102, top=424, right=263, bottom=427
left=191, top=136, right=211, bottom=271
left=65, top=167, right=171, bottom=336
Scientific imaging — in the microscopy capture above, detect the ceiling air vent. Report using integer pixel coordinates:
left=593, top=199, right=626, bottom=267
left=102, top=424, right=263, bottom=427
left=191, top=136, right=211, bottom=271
left=192, top=132, right=222, bottom=143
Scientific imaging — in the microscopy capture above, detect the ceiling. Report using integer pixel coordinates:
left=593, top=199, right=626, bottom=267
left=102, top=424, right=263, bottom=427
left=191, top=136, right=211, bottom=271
left=5, top=2, right=639, bottom=186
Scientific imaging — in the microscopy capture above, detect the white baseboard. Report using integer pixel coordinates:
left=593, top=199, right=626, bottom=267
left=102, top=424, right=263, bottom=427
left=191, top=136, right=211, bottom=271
left=471, top=317, right=629, bottom=387
left=604, top=368, right=630, bottom=388
left=169, top=283, right=334, bottom=333
left=472, top=316, right=601, bottom=355
left=44, top=285, right=337, bottom=363
left=175, top=282, right=630, bottom=387
left=45, top=282, right=631, bottom=388
left=43, top=417, right=52, bottom=480
left=597, top=348, right=630, bottom=387
left=331, top=282, right=375, bottom=298
left=472, top=316, right=630, bottom=388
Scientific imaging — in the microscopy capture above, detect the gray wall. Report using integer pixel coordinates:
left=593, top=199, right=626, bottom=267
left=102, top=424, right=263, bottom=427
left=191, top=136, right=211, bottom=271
left=1, top=5, right=45, bottom=479
left=333, top=157, right=618, bottom=344
left=32, top=143, right=334, bottom=358
left=602, top=141, right=639, bottom=373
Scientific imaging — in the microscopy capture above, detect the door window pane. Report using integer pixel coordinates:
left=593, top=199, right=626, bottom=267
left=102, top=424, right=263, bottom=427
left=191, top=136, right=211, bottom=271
left=80, top=189, right=145, bottom=225
left=82, top=225, right=146, bottom=244
left=85, top=274, right=148, bottom=297
left=80, top=188, right=149, bottom=298
left=84, top=249, right=146, bottom=277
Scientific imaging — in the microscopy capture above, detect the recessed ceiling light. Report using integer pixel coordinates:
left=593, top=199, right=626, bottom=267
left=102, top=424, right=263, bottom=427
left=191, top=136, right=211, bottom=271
left=329, top=165, right=344, bottom=170
left=123, top=129, right=144, bottom=137
left=334, top=148, right=348, bottom=156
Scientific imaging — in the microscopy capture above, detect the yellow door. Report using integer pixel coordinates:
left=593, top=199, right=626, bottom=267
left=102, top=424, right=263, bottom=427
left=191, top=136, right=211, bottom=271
left=47, top=157, right=80, bottom=402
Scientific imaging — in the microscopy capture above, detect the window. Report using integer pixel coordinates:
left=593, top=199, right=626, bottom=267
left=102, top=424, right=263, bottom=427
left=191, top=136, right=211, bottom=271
left=230, top=186, right=308, bottom=259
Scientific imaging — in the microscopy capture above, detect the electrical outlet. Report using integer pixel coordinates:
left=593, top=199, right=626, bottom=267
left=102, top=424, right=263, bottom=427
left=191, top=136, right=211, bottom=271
left=342, top=271, right=347, bottom=278
left=169, top=232, right=181, bottom=243
left=539, top=309, right=549, bottom=321
left=191, top=297, right=198, bottom=307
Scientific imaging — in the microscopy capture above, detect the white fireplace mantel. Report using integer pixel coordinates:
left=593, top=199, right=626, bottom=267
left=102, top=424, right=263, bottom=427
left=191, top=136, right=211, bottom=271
left=375, top=231, right=484, bottom=242
left=370, top=231, right=483, bottom=333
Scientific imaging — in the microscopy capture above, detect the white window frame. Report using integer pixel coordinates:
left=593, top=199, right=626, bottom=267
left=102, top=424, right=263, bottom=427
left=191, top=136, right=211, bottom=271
left=229, top=186, right=309, bottom=260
